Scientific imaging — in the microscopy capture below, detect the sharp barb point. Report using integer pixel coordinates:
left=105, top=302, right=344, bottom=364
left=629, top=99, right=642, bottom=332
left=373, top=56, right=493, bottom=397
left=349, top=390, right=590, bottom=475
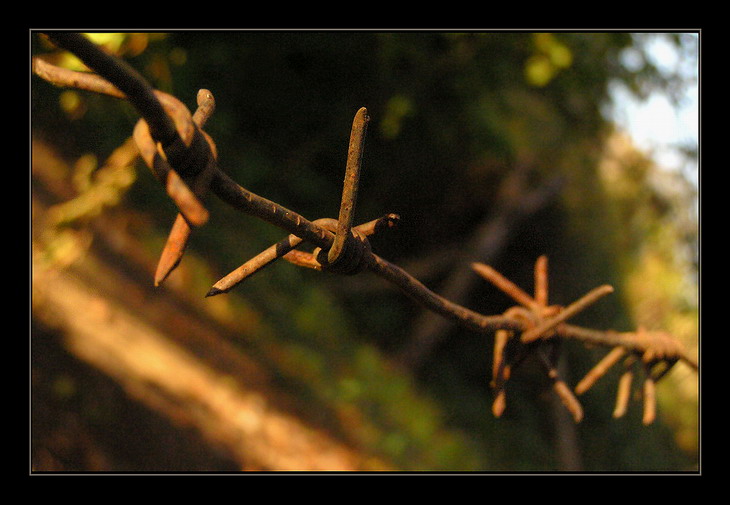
left=205, top=287, right=224, bottom=298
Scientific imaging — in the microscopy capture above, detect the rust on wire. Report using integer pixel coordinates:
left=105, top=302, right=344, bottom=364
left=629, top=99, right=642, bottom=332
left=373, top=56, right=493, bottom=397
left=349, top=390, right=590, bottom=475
left=475, top=257, right=589, bottom=421
left=613, top=363, right=635, bottom=419
left=206, top=214, right=398, bottom=297
left=574, top=327, right=687, bottom=425
left=33, top=33, right=698, bottom=425
left=33, top=51, right=210, bottom=228
left=328, top=107, right=369, bottom=266
left=541, top=349, right=584, bottom=423
left=155, top=89, right=219, bottom=286
left=520, top=284, right=614, bottom=344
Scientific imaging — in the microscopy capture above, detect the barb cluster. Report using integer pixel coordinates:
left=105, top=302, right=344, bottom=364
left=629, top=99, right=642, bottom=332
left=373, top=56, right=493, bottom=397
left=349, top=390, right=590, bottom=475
left=473, top=257, right=613, bottom=422
left=33, top=33, right=697, bottom=425
left=574, top=327, right=689, bottom=424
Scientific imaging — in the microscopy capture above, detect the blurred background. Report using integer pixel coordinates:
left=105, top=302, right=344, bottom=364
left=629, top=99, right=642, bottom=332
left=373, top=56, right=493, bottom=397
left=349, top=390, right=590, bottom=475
left=31, top=31, right=699, bottom=472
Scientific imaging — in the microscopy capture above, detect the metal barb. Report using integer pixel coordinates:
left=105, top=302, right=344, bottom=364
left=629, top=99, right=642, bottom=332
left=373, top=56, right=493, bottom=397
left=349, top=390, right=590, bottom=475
left=472, top=262, right=540, bottom=311
left=521, top=285, right=614, bottom=343
left=155, top=90, right=219, bottom=286
left=328, top=107, right=369, bottom=266
left=573, top=327, right=686, bottom=424
left=479, top=260, right=590, bottom=422
left=575, top=346, right=627, bottom=395
left=207, top=214, right=396, bottom=296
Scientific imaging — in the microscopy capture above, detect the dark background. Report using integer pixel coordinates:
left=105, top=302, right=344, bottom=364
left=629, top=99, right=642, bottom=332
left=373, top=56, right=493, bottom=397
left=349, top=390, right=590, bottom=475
left=31, top=31, right=699, bottom=472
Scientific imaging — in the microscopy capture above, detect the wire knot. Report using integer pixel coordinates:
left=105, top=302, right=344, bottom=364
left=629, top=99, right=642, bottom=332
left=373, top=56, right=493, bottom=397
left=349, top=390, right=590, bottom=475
left=313, top=220, right=372, bottom=275
left=132, top=91, right=217, bottom=227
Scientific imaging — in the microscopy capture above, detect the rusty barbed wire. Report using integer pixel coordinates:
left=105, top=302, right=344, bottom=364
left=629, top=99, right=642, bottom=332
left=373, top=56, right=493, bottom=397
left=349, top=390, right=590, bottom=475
left=475, top=257, right=611, bottom=422
left=574, top=327, right=690, bottom=424
left=32, top=33, right=698, bottom=424
left=206, top=214, right=400, bottom=296
left=154, top=89, right=218, bottom=286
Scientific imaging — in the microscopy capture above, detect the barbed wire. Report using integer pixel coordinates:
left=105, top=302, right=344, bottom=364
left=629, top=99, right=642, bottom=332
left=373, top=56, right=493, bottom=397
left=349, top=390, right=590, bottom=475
left=32, top=32, right=698, bottom=425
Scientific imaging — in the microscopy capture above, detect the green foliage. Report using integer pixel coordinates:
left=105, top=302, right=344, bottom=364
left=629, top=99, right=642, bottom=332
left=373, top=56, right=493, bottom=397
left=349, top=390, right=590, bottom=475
left=32, top=31, right=698, bottom=471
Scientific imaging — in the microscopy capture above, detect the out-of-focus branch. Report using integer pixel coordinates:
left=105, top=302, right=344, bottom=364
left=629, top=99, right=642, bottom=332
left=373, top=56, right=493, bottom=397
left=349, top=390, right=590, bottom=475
left=398, top=165, right=566, bottom=369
